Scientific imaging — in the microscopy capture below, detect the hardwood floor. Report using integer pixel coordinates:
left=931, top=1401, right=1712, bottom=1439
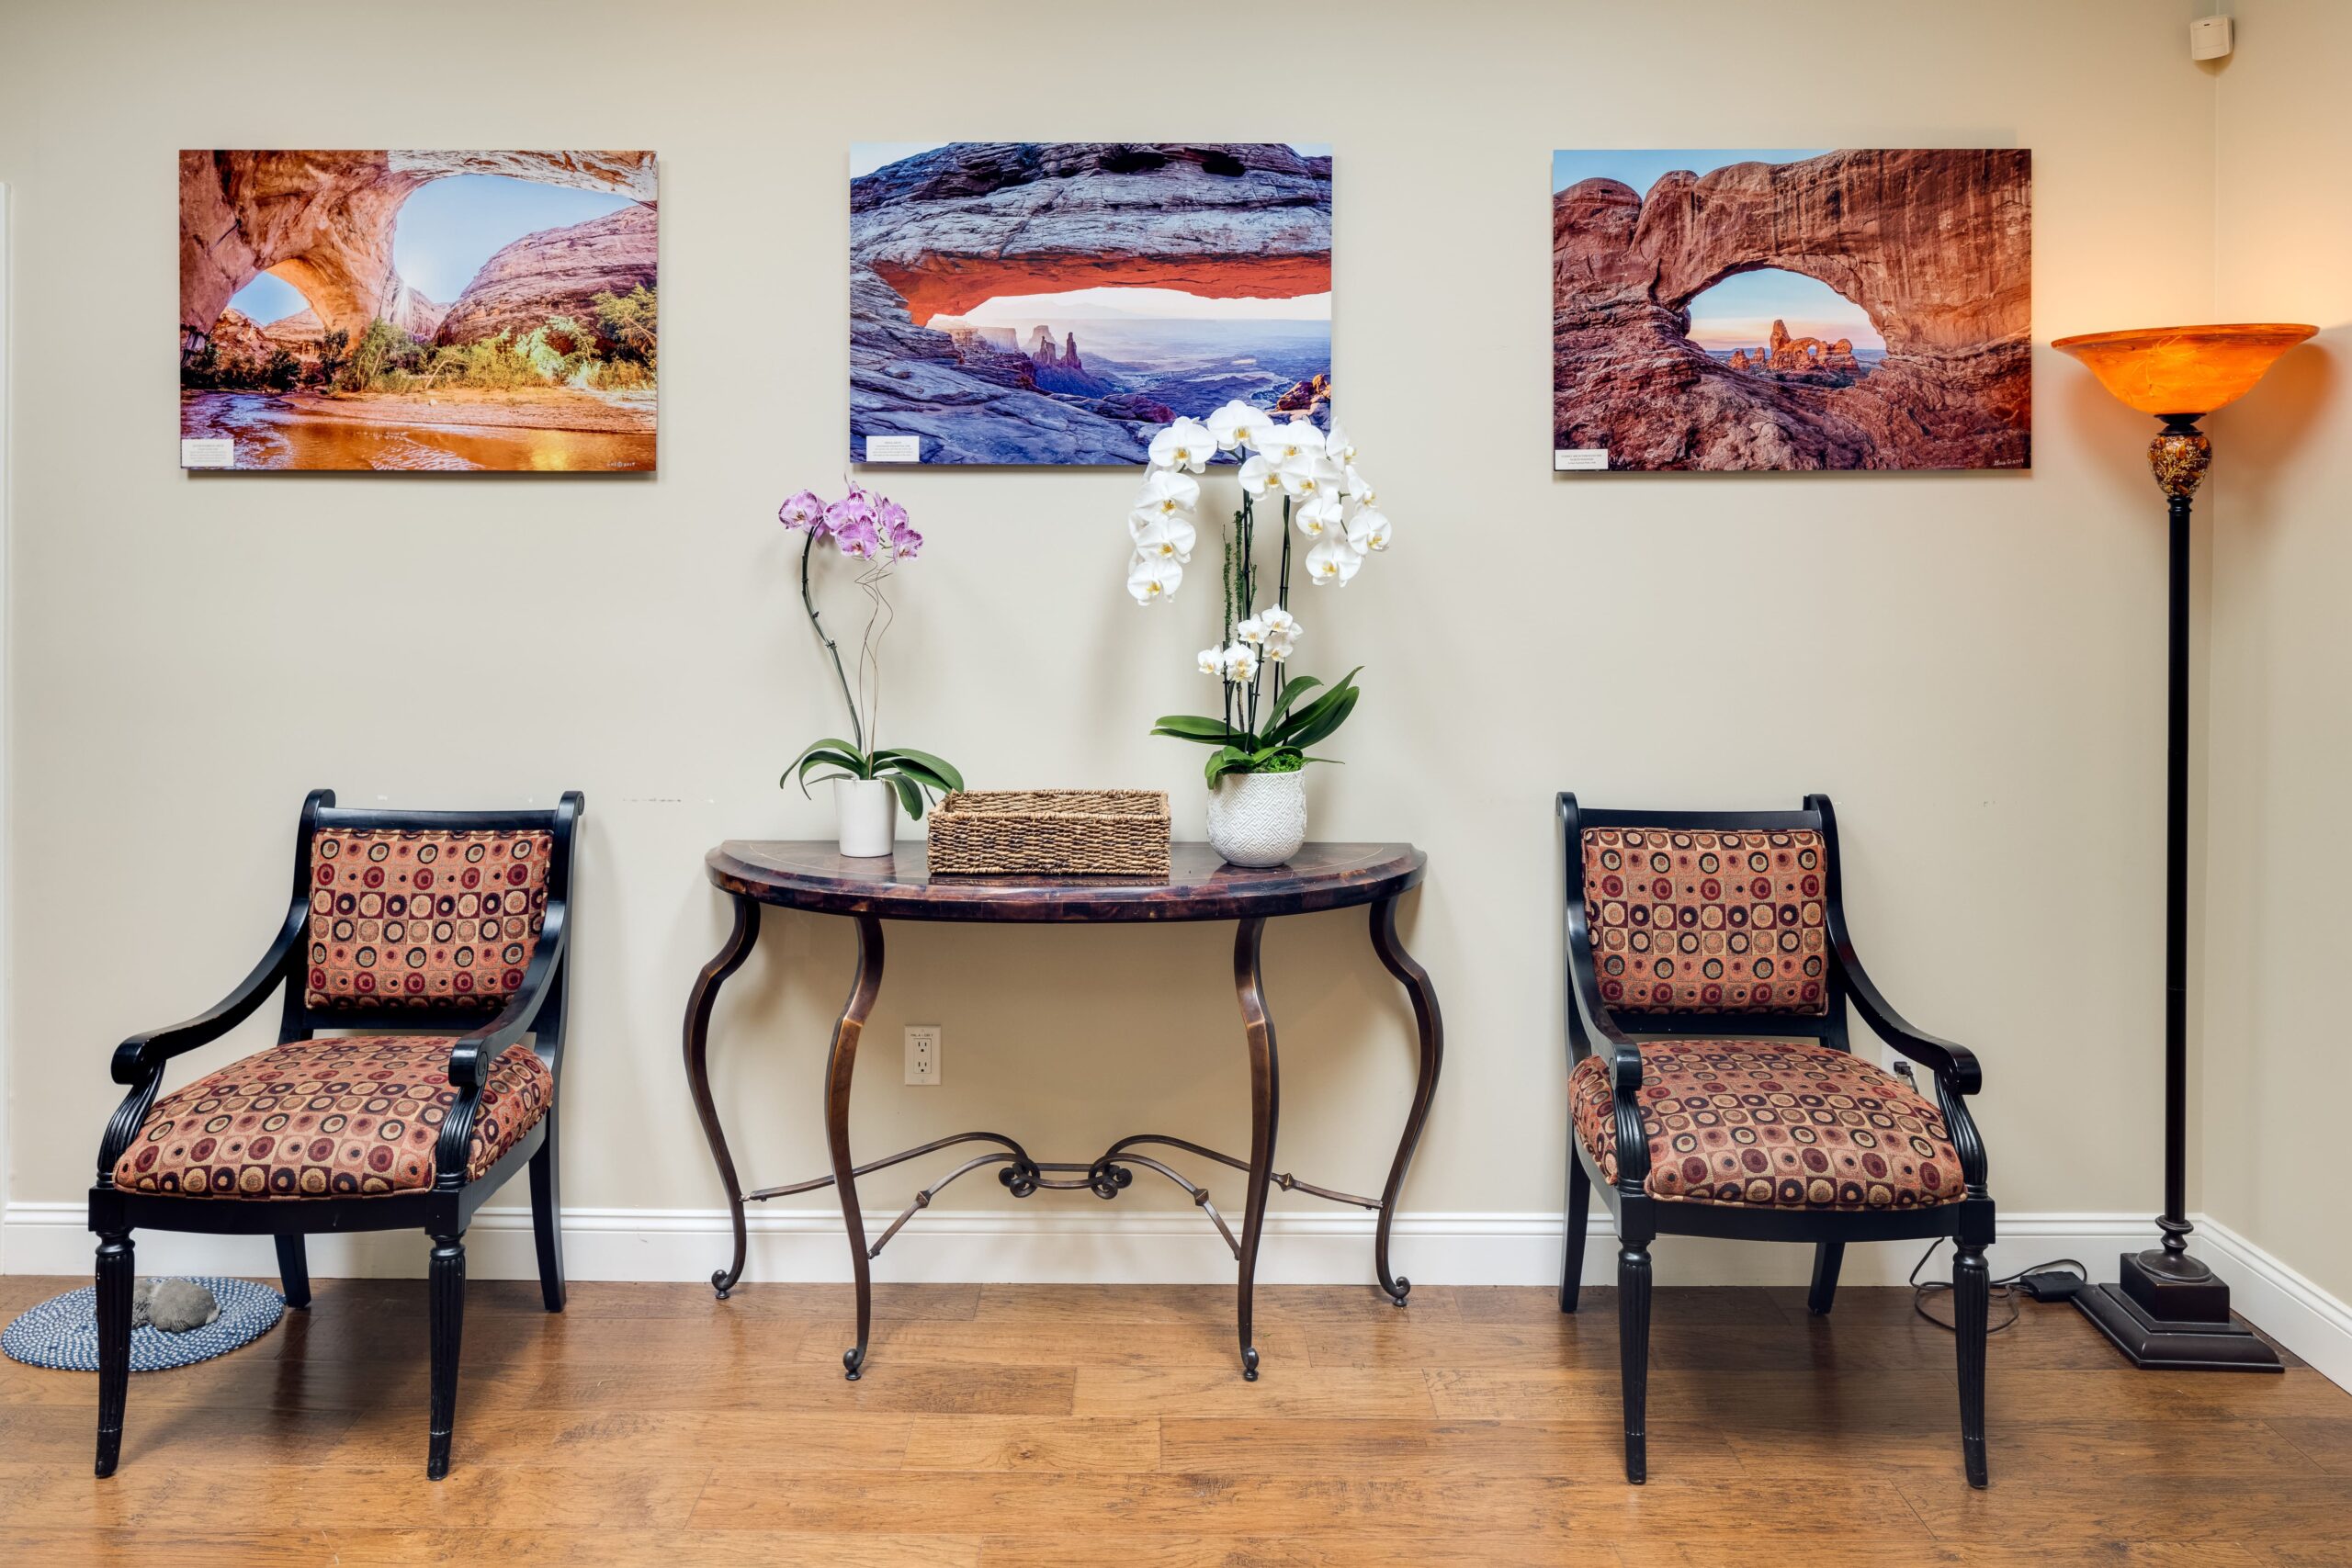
left=1, top=1272, right=2344, bottom=1565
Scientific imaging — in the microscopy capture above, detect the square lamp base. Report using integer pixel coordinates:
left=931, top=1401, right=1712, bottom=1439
left=2073, top=1251, right=2282, bottom=1372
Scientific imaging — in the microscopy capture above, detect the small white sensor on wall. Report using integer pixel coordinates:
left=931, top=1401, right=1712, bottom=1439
left=2190, top=15, right=2233, bottom=62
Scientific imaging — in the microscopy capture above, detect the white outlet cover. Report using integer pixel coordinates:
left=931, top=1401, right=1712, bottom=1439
left=905, top=1025, right=940, bottom=1085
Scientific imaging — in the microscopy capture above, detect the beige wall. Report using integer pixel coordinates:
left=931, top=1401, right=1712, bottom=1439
left=2203, top=0, right=2352, bottom=1304
left=0, top=1, right=2248, bottom=1281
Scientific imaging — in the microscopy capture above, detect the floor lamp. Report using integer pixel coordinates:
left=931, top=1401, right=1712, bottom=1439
left=2052, top=322, right=2315, bottom=1371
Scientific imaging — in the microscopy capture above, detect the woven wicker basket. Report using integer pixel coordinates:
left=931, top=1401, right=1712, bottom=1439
left=927, top=789, right=1170, bottom=876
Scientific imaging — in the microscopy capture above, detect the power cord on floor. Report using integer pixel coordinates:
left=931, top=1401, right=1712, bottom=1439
left=1908, top=1239, right=2089, bottom=1334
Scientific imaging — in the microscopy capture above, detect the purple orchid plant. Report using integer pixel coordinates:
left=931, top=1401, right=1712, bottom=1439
left=779, top=484, right=964, bottom=819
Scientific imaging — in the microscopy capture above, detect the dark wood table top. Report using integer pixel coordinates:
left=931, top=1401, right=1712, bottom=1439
left=706, top=840, right=1426, bottom=923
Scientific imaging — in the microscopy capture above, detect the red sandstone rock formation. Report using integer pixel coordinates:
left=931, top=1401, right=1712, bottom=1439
left=433, top=206, right=655, bottom=345
left=180, top=150, right=653, bottom=352
left=387, top=284, right=446, bottom=341
left=1552, top=149, right=2030, bottom=470
left=1727, top=322, right=1867, bottom=380
left=1276, top=372, right=1331, bottom=412
left=262, top=309, right=326, bottom=361
left=1018, top=331, right=1087, bottom=372
left=206, top=308, right=274, bottom=369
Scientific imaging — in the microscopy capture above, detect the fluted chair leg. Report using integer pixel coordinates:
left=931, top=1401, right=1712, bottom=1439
left=426, top=1231, right=467, bottom=1480
left=1618, top=1242, right=1652, bottom=1483
left=94, top=1232, right=134, bottom=1477
left=1807, top=1241, right=1845, bottom=1316
left=1955, top=1242, right=1989, bottom=1488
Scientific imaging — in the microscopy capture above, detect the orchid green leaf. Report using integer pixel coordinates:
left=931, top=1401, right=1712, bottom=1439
left=789, top=747, right=871, bottom=796
left=888, top=772, right=926, bottom=820
left=1152, top=714, right=1238, bottom=743
left=1266, top=675, right=1321, bottom=725
left=880, top=759, right=957, bottom=796
left=872, top=748, right=964, bottom=792
left=1280, top=686, right=1359, bottom=750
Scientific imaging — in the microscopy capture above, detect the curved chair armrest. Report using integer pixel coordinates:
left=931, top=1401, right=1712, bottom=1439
left=1560, top=795, right=1647, bottom=1186
left=98, top=904, right=306, bottom=1179
left=435, top=902, right=568, bottom=1185
left=109, top=903, right=307, bottom=1087
left=1561, top=886, right=1640, bottom=1058
left=1830, top=923, right=1981, bottom=1098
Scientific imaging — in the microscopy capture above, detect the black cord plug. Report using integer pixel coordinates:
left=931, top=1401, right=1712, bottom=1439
left=2017, top=1269, right=2087, bottom=1303
left=1909, top=1241, right=2089, bottom=1331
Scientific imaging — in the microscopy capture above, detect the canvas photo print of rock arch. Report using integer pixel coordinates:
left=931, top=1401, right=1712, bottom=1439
left=851, top=142, right=1332, bottom=466
left=1552, top=149, right=2031, bottom=473
left=178, top=151, right=658, bottom=472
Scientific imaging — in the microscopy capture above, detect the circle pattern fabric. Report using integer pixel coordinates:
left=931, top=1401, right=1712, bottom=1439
left=1583, top=828, right=1829, bottom=1015
left=1570, top=1038, right=1964, bottom=1210
left=2, top=1276, right=283, bottom=1372
left=112, top=1035, right=552, bottom=1197
left=306, top=829, right=552, bottom=1010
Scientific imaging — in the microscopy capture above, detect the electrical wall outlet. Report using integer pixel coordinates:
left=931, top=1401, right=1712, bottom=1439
left=905, top=1025, right=941, bottom=1085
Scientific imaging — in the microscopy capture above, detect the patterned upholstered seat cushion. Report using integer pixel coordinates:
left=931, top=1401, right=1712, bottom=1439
left=113, top=1035, right=551, bottom=1198
left=1582, top=828, right=1830, bottom=1015
left=306, top=828, right=553, bottom=1010
left=1570, top=1039, right=1964, bottom=1210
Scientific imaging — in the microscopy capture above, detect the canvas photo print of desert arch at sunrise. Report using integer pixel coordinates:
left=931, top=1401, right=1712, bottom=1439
left=1552, top=148, right=2031, bottom=472
left=851, top=142, right=1332, bottom=466
left=179, top=150, right=658, bottom=472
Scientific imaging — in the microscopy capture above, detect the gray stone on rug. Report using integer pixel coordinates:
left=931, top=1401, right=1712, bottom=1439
left=133, top=1278, right=220, bottom=1333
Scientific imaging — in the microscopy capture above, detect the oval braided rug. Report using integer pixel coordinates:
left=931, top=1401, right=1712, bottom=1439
left=2, top=1277, right=284, bottom=1371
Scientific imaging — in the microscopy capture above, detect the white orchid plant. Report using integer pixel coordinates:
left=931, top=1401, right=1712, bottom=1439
left=1124, top=400, right=1390, bottom=787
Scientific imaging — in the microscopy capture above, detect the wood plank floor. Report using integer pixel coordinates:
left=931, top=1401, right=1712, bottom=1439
left=2, top=1273, right=2345, bottom=1565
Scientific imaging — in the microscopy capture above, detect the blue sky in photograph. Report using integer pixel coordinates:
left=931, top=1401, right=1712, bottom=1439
left=1550, top=150, right=1880, bottom=350
left=1684, top=268, right=1883, bottom=352
left=227, top=272, right=309, bottom=322
left=226, top=174, right=635, bottom=323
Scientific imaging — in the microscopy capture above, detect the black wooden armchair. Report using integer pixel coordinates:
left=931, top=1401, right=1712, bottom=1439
left=1557, top=794, right=1995, bottom=1488
left=89, top=789, right=582, bottom=1479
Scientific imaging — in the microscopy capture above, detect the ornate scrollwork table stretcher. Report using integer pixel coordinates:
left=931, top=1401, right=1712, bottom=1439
left=682, top=840, right=1442, bottom=1382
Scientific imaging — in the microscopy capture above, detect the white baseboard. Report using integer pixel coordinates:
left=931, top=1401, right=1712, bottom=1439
left=3, top=1199, right=2138, bottom=1288
left=7, top=1200, right=2340, bottom=1390
left=2193, top=1215, right=2352, bottom=1392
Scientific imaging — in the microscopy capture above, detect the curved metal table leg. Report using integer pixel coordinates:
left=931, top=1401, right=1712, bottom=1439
left=1232, top=916, right=1281, bottom=1381
left=683, top=895, right=762, bottom=1298
left=1370, top=894, right=1444, bottom=1306
left=828, top=915, right=887, bottom=1379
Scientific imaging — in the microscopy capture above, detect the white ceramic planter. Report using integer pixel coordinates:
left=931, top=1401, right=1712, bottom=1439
left=1205, top=769, right=1307, bottom=868
left=833, top=777, right=899, bottom=858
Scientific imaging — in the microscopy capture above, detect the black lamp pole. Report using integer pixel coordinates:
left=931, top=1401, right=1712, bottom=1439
left=2072, top=415, right=2280, bottom=1371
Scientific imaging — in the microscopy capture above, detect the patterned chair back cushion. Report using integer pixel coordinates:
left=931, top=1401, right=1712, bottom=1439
left=306, top=829, right=554, bottom=1009
left=1582, top=827, right=1830, bottom=1015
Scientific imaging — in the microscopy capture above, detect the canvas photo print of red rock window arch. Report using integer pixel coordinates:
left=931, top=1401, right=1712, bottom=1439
left=851, top=142, right=1332, bottom=466
left=179, top=151, right=658, bottom=472
left=1552, top=149, right=2031, bottom=473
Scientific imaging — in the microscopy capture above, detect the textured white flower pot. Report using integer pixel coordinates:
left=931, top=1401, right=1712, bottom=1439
left=1205, top=770, right=1307, bottom=868
left=833, top=777, right=899, bottom=858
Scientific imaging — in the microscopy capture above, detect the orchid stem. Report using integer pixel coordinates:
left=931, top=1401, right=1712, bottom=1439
left=1278, top=494, right=1293, bottom=611
left=800, top=529, right=864, bottom=757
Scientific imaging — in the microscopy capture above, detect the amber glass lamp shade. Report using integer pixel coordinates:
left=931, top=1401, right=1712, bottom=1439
left=2052, top=323, right=2316, bottom=418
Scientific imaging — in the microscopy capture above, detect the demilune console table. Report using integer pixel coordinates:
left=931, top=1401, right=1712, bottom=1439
left=681, top=840, right=1442, bottom=1382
